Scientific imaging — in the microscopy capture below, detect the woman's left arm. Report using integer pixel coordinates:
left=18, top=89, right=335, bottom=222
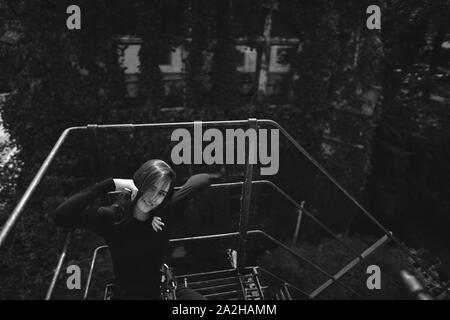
left=169, top=173, right=211, bottom=207
left=151, top=174, right=211, bottom=232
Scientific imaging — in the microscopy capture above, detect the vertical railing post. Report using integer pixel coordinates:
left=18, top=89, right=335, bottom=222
left=87, top=124, right=103, bottom=179
left=45, top=231, right=72, bottom=300
left=252, top=267, right=265, bottom=299
left=292, top=201, right=305, bottom=245
left=83, top=245, right=108, bottom=300
left=237, top=118, right=258, bottom=269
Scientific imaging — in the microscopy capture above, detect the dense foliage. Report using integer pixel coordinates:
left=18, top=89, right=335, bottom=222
left=0, top=0, right=449, bottom=299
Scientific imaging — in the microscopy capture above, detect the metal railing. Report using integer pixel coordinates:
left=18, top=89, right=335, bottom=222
left=0, top=120, right=253, bottom=248
left=0, top=118, right=434, bottom=299
left=74, top=180, right=391, bottom=299
left=80, top=229, right=392, bottom=300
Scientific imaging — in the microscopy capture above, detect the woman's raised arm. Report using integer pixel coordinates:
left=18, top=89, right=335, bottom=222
left=169, top=173, right=211, bottom=207
left=50, top=178, right=116, bottom=233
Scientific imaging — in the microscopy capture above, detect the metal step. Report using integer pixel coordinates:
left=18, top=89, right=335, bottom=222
left=182, top=276, right=241, bottom=290
left=177, top=268, right=251, bottom=283
left=195, top=282, right=242, bottom=294
left=204, top=289, right=244, bottom=300
left=176, top=268, right=253, bottom=300
left=174, top=267, right=295, bottom=300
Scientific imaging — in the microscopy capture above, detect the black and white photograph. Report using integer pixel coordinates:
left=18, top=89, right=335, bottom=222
left=0, top=0, right=449, bottom=305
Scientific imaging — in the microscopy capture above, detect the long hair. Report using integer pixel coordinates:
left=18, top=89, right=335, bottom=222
left=132, top=159, right=176, bottom=203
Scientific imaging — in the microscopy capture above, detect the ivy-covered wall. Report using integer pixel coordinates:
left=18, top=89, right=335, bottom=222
left=0, top=0, right=449, bottom=299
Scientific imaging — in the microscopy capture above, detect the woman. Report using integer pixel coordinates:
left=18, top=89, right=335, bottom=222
left=51, top=159, right=211, bottom=300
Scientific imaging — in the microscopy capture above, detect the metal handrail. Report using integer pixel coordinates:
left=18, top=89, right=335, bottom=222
left=0, top=119, right=254, bottom=249
left=81, top=233, right=242, bottom=300
left=0, top=117, right=412, bottom=252
left=207, top=180, right=401, bottom=290
left=254, top=180, right=361, bottom=254
left=309, top=234, right=391, bottom=299
left=257, top=120, right=440, bottom=285
left=46, top=180, right=381, bottom=299
left=3, top=118, right=430, bottom=300
left=0, top=119, right=255, bottom=299
left=248, top=230, right=364, bottom=299
left=257, top=120, right=390, bottom=233
left=46, top=178, right=402, bottom=300
left=257, top=120, right=425, bottom=266
left=185, top=180, right=363, bottom=257
left=0, top=127, right=78, bottom=247
left=81, top=229, right=365, bottom=300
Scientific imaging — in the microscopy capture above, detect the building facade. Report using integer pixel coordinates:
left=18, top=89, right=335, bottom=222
left=119, top=36, right=300, bottom=105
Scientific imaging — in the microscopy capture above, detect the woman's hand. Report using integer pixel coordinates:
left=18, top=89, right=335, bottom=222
left=151, top=216, right=165, bottom=232
left=113, top=179, right=139, bottom=201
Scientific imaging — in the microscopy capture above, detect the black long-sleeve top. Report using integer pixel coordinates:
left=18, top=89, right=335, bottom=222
left=51, top=174, right=211, bottom=299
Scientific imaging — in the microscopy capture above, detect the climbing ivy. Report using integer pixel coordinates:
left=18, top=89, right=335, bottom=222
left=0, top=0, right=449, bottom=299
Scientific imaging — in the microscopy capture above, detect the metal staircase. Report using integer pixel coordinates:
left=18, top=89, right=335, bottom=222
left=178, top=268, right=258, bottom=300
left=0, top=119, right=444, bottom=300
left=91, top=244, right=301, bottom=300
left=176, top=267, right=299, bottom=300
left=103, top=267, right=299, bottom=300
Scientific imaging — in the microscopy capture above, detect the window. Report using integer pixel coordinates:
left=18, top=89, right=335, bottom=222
left=236, top=45, right=257, bottom=73
left=158, top=50, right=172, bottom=66
left=270, top=45, right=295, bottom=72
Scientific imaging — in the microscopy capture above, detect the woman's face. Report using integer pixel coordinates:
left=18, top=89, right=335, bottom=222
left=136, top=178, right=171, bottom=214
